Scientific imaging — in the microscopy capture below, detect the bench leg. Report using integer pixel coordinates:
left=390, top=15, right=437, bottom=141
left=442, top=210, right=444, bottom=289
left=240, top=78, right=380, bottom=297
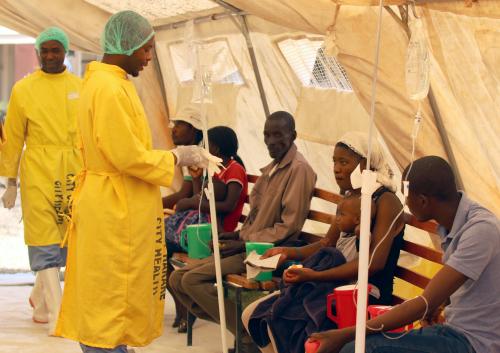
left=235, top=287, right=243, bottom=353
left=187, top=311, right=194, bottom=346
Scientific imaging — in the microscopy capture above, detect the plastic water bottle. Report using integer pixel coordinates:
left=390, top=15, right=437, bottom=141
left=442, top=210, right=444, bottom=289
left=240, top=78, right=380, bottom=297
left=405, top=18, right=430, bottom=101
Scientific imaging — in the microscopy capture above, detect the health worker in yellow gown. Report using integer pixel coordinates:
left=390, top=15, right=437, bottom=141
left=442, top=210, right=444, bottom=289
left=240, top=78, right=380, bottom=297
left=0, top=27, right=82, bottom=336
left=54, top=11, right=218, bottom=353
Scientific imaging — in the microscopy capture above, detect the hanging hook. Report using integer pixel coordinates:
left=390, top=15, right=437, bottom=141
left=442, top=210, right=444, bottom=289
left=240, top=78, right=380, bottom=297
left=409, top=0, right=420, bottom=19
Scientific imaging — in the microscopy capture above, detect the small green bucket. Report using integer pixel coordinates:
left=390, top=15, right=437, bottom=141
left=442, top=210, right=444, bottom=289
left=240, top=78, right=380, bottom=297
left=180, top=223, right=212, bottom=259
left=245, top=242, right=274, bottom=281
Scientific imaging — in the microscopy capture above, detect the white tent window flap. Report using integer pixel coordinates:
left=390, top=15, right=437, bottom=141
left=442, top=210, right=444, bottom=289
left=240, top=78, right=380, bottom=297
left=278, top=38, right=352, bottom=91
left=169, top=39, right=244, bottom=85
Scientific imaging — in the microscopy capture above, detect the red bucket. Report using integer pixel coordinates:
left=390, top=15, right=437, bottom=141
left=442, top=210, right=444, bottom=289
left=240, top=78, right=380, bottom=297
left=367, top=305, right=414, bottom=333
left=326, top=284, right=371, bottom=329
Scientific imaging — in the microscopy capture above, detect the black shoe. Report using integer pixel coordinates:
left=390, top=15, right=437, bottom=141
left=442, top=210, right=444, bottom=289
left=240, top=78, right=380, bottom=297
left=178, top=314, right=197, bottom=333
left=229, top=342, right=260, bottom=353
left=172, top=316, right=181, bottom=328
left=177, top=319, right=188, bottom=333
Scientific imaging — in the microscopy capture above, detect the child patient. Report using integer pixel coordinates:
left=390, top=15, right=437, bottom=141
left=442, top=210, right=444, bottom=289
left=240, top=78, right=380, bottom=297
left=334, top=193, right=376, bottom=262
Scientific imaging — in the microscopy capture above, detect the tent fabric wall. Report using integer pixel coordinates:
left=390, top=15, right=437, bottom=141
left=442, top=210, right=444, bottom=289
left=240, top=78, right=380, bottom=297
left=175, top=84, right=241, bottom=129
left=295, top=87, right=372, bottom=145
left=423, top=9, right=500, bottom=215
left=226, top=0, right=500, bottom=215
left=154, top=15, right=369, bottom=199
left=329, top=6, right=500, bottom=215
left=331, top=8, right=447, bottom=170
left=225, top=0, right=500, bottom=31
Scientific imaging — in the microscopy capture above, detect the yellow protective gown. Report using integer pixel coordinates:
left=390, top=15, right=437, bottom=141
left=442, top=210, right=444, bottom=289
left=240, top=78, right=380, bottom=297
left=55, top=62, right=175, bottom=348
left=0, top=69, right=82, bottom=246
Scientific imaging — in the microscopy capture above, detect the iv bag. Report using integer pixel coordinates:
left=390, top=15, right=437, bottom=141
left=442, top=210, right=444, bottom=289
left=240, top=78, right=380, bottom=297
left=183, top=21, right=213, bottom=104
left=192, top=65, right=213, bottom=104
left=405, top=18, right=430, bottom=101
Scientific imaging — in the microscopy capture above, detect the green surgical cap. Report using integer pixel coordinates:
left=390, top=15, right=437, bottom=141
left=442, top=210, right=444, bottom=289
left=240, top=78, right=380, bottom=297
left=102, top=10, right=155, bottom=56
left=35, top=27, right=69, bottom=52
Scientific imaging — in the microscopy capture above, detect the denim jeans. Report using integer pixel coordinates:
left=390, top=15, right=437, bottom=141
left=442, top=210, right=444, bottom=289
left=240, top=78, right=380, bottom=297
left=340, top=325, right=475, bottom=353
left=80, top=343, right=127, bottom=353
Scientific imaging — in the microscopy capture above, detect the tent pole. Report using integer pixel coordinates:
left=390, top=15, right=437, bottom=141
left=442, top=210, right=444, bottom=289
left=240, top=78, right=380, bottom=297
left=238, top=14, right=271, bottom=117
left=213, top=0, right=271, bottom=117
left=153, top=11, right=245, bottom=31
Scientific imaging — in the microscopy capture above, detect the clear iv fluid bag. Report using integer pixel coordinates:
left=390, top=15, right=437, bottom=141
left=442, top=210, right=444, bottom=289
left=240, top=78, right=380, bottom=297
left=192, top=64, right=213, bottom=104
left=405, top=19, right=430, bottom=101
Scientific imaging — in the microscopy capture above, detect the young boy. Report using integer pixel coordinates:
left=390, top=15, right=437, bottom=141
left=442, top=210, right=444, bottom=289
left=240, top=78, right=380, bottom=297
left=311, top=156, right=500, bottom=353
left=334, top=193, right=376, bottom=262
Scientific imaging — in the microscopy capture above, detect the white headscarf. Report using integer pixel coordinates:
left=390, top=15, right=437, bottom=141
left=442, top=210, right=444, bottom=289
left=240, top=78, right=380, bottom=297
left=337, top=131, right=396, bottom=192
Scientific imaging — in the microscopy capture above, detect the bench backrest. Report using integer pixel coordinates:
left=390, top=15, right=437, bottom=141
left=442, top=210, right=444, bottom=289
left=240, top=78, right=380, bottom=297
left=240, top=174, right=443, bottom=303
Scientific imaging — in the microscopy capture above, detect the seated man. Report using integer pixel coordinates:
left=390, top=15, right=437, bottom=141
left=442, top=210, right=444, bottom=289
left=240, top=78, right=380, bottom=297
left=169, top=111, right=317, bottom=350
left=311, top=156, right=500, bottom=353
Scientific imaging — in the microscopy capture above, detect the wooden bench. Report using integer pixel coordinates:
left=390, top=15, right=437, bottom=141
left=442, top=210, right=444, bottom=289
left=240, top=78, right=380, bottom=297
left=170, top=174, right=443, bottom=350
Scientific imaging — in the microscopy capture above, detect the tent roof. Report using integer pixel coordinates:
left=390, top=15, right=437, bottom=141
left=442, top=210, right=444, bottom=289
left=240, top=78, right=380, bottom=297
left=84, top=0, right=224, bottom=27
left=84, top=0, right=500, bottom=28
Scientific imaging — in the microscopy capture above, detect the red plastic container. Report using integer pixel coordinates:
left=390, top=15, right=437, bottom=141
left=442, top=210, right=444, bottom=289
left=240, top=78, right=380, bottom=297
left=367, top=305, right=414, bottom=333
left=326, top=284, right=371, bottom=328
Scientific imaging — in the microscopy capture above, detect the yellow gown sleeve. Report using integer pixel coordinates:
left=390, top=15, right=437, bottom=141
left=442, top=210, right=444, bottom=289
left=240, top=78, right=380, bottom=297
left=0, top=85, right=27, bottom=178
left=93, top=87, right=175, bottom=187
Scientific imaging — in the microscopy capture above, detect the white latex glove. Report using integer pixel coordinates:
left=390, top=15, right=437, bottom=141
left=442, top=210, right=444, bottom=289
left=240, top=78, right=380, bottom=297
left=201, top=148, right=223, bottom=176
left=171, top=145, right=222, bottom=175
left=2, top=185, right=17, bottom=209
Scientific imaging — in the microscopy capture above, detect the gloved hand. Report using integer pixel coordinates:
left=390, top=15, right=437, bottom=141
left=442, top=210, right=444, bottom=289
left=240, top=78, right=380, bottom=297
left=171, top=146, right=222, bottom=175
left=2, top=184, right=17, bottom=209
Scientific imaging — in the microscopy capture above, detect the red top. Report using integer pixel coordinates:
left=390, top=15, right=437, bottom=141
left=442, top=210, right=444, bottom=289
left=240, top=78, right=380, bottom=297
left=214, top=159, right=248, bottom=232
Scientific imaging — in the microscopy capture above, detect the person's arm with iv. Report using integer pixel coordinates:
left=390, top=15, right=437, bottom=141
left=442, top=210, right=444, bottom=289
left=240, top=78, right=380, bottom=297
left=177, top=181, right=239, bottom=213
left=162, top=180, right=193, bottom=209
left=0, top=87, right=27, bottom=209
left=189, top=167, right=204, bottom=193
left=163, top=166, right=201, bottom=209
left=311, top=265, right=468, bottom=353
left=284, top=191, right=404, bottom=284
left=178, top=165, right=243, bottom=214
